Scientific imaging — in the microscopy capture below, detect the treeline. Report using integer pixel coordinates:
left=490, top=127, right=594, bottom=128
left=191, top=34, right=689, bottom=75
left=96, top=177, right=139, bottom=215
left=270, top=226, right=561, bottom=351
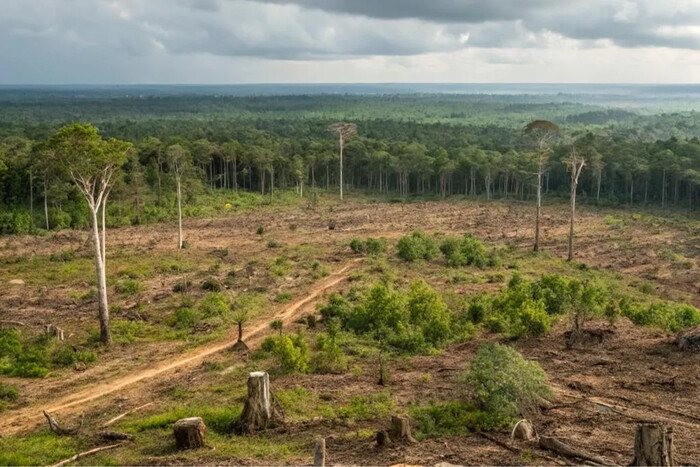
left=0, top=122, right=699, bottom=234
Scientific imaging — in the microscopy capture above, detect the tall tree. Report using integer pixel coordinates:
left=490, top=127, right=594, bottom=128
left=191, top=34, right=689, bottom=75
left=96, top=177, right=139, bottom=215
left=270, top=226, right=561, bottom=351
left=167, top=144, right=189, bottom=250
left=525, top=120, right=560, bottom=252
left=566, top=144, right=586, bottom=261
left=51, top=124, right=131, bottom=345
left=328, top=122, right=357, bottom=201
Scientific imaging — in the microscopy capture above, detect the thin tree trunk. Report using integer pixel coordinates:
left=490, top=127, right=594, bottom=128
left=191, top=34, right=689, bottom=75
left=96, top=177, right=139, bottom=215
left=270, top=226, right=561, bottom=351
left=662, top=169, right=666, bottom=208
left=176, top=176, right=183, bottom=249
left=339, top=135, right=344, bottom=201
left=535, top=163, right=542, bottom=252
left=91, top=208, right=110, bottom=344
left=44, top=176, right=49, bottom=230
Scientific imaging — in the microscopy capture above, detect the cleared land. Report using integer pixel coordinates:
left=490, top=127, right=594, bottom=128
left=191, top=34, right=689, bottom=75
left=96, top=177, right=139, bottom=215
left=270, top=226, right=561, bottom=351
left=0, top=197, right=698, bottom=465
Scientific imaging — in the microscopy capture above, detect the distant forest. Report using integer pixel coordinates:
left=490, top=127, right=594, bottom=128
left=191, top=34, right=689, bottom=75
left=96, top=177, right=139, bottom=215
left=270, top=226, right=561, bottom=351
left=0, top=88, right=699, bottom=234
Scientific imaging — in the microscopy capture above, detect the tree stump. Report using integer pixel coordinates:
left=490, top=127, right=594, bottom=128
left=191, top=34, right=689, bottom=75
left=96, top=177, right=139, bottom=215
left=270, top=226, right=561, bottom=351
left=313, top=438, right=326, bottom=467
left=232, top=371, right=283, bottom=434
left=376, top=430, right=391, bottom=447
left=632, top=423, right=673, bottom=466
left=173, top=417, right=206, bottom=450
left=511, top=419, right=537, bottom=441
left=45, top=324, right=65, bottom=341
left=390, top=415, right=417, bottom=443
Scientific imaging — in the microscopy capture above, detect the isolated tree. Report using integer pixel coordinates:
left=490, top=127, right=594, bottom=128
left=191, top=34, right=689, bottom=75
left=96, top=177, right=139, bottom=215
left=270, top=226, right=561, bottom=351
left=328, top=122, right=357, bottom=201
left=51, top=124, right=130, bottom=344
left=525, top=120, right=560, bottom=252
left=270, top=319, right=284, bottom=337
left=566, top=144, right=586, bottom=261
left=167, top=144, right=189, bottom=250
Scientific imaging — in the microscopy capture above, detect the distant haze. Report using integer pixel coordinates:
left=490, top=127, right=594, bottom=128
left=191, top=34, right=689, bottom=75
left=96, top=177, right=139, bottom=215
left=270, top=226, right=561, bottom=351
left=1, top=0, right=699, bottom=84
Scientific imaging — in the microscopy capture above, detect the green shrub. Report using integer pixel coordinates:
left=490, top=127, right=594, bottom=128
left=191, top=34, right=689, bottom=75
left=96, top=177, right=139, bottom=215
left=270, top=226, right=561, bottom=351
left=50, top=344, right=97, bottom=367
left=115, top=279, right=144, bottom=296
left=48, top=208, right=72, bottom=230
left=318, top=293, right=352, bottom=322
left=396, top=231, right=439, bottom=262
left=275, top=292, right=292, bottom=303
left=313, top=331, right=348, bottom=374
left=464, top=343, right=551, bottom=421
left=439, top=234, right=487, bottom=267
left=267, top=239, right=279, bottom=249
left=273, top=334, right=310, bottom=374
left=198, top=292, right=229, bottom=317
left=172, top=278, right=192, bottom=293
left=270, top=257, right=292, bottom=277
left=620, top=299, right=700, bottom=332
left=0, top=330, right=49, bottom=377
left=49, top=250, right=76, bottom=262
left=0, top=383, right=19, bottom=401
left=350, top=237, right=387, bottom=256
left=171, top=307, right=202, bottom=329
left=201, top=278, right=222, bottom=292
left=337, top=391, right=394, bottom=421
left=256, top=225, right=266, bottom=235
left=409, top=402, right=504, bottom=439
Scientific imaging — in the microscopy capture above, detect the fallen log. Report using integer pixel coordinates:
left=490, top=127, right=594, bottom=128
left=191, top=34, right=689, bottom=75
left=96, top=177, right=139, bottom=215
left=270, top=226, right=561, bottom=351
left=539, top=436, right=607, bottom=465
left=101, top=402, right=154, bottom=428
left=50, top=443, right=122, bottom=467
left=477, top=432, right=566, bottom=466
left=43, top=410, right=82, bottom=436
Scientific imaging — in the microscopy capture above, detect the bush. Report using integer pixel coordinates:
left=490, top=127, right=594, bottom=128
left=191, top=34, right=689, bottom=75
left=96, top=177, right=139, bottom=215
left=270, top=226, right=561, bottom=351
left=313, top=328, right=348, bottom=374
left=0, top=330, right=50, bottom=378
left=409, top=402, right=504, bottom=439
left=439, top=234, right=487, bottom=267
left=270, top=257, right=292, bottom=277
left=620, top=299, right=700, bottom=332
left=318, top=293, right=352, bottom=323
left=256, top=225, right=266, bottom=235
left=0, top=211, right=32, bottom=235
left=0, top=382, right=19, bottom=401
left=273, top=334, right=310, bottom=374
left=464, top=343, right=551, bottom=421
left=396, top=231, right=439, bottom=262
left=49, top=249, right=76, bottom=262
left=201, top=278, right=222, bottom=292
left=48, top=208, right=72, bottom=230
left=275, top=292, right=292, bottom=303
left=350, top=237, right=387, bottom=256
left=198, top=293, right=229, bottom=317
left=172, top=278, right=192, bottom=293
left=115, top=279, right=144, bottom=296
left=171, top=307, right=202, bottom=330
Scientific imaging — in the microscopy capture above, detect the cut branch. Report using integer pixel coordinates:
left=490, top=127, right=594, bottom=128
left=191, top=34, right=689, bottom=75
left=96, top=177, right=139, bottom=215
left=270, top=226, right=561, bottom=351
left=50, top=443, right=122, bottom=467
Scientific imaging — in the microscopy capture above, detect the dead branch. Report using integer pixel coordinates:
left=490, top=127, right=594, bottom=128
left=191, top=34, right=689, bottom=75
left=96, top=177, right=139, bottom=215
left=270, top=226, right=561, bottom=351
left=99, top=431, right=134, bottom=441
left=50, top=443, right=122, bottom=467
left=43, top=410, right=83, bottom=436
left=0, top=320, right=26, bottom=327
left=477, top=432, right=567, bottom=466
left=539, top=436, right=607, bottom=465
left=101, top=402, right=154, bottom=428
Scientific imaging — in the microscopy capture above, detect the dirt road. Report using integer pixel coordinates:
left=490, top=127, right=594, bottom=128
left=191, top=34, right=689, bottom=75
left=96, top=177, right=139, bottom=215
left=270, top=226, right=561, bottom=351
left=0, top=259, right=360, bottom=437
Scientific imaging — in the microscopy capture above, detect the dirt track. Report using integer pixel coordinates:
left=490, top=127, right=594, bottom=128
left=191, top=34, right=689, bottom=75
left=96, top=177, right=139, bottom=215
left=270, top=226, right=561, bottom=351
left=0, top=259, right=359, bottom=437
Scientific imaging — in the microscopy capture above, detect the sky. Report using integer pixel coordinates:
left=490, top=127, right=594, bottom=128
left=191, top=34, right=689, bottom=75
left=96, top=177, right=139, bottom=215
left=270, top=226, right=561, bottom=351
left=1, top=0, right=700, bottom=84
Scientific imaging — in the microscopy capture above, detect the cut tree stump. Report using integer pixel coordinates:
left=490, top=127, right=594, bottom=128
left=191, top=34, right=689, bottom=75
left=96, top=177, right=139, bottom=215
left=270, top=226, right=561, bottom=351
left=231, top=371, right=283, bottom=434
left=511, top=419, right=537, bottom=441
left=390, top=415, right=417, bottom=443
left=45, top=324, right=65, bottom=341
left=376, top=430, right=392, bottom=447
left=313, top=438, right=326, bottom=467
left=173, top=417, right=206, bottom=450
left=631, top=423, right=674, bottom=466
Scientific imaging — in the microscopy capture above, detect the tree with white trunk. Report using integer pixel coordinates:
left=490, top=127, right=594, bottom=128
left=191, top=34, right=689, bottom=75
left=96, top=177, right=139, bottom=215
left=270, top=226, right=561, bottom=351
left=566, top=143, right=586, bottom=262
left=167, top=144, right=189, bottom=250
left=524, top=120, right=560, bottom=252
left=328, top=122, right=357, bottom=202
left=51, top=124, right=131, bottom=345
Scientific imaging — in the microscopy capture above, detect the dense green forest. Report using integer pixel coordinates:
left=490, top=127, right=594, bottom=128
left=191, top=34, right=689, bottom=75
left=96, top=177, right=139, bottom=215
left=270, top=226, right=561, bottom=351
left=1, top=88, right=699, bottom=234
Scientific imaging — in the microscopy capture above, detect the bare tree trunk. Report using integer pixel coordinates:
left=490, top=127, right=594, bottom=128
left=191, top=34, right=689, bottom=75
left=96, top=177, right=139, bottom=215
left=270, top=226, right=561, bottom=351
left=29, top=169, right=34, bottom=222
left=339, top=134, right=344, bottom=201
left=534, top=161, right=542, bottom=252
left=91, top=208, right=110, bottom=344
left=596, top=168, right=602, bottom=202
left=662, top=169, right=666, bottom=208
left=44, top=176, right=49, bottom=230
left=176, top=176, right=183, bottom=249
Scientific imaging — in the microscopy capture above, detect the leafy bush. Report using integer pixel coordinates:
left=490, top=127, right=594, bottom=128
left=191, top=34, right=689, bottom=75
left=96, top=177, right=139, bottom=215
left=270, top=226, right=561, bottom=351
left=439, top=234, right=488, bottom=267
left=201, top=278, right=222, bottom=292
left=49, top=250, right=76, bottom=262
left=0, top=382, right=19, bottom=401
left=396, top=231, right=439, bottom=262
left=50, top=344, right=97, bottom=367
left=409, top=402, right=504, bottom=439
left=115, top=279, right=144, bottom=296
left=170, top=307, right=202, bottom=330
left=313, top=324, right=348, bottom=374
left=350, top=237, right=387, bottom=256
left=270, top=256, right=292, bottom=277
left=0, top=330, right=49, bottom=377
left=318, top=293, right=352, bottom=322
left=273, top=334, right=310, bottom=374
left=275, top=292, right=292, bottom=303
left=0, top=211, right=32, bottom=235
left=464, top=343, right=551, bottom=421
left=198, top=292, right=229, bottom=317
left=256, top=225, right=266, bottom=235
left=620, top=299, right=700, bottom=332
